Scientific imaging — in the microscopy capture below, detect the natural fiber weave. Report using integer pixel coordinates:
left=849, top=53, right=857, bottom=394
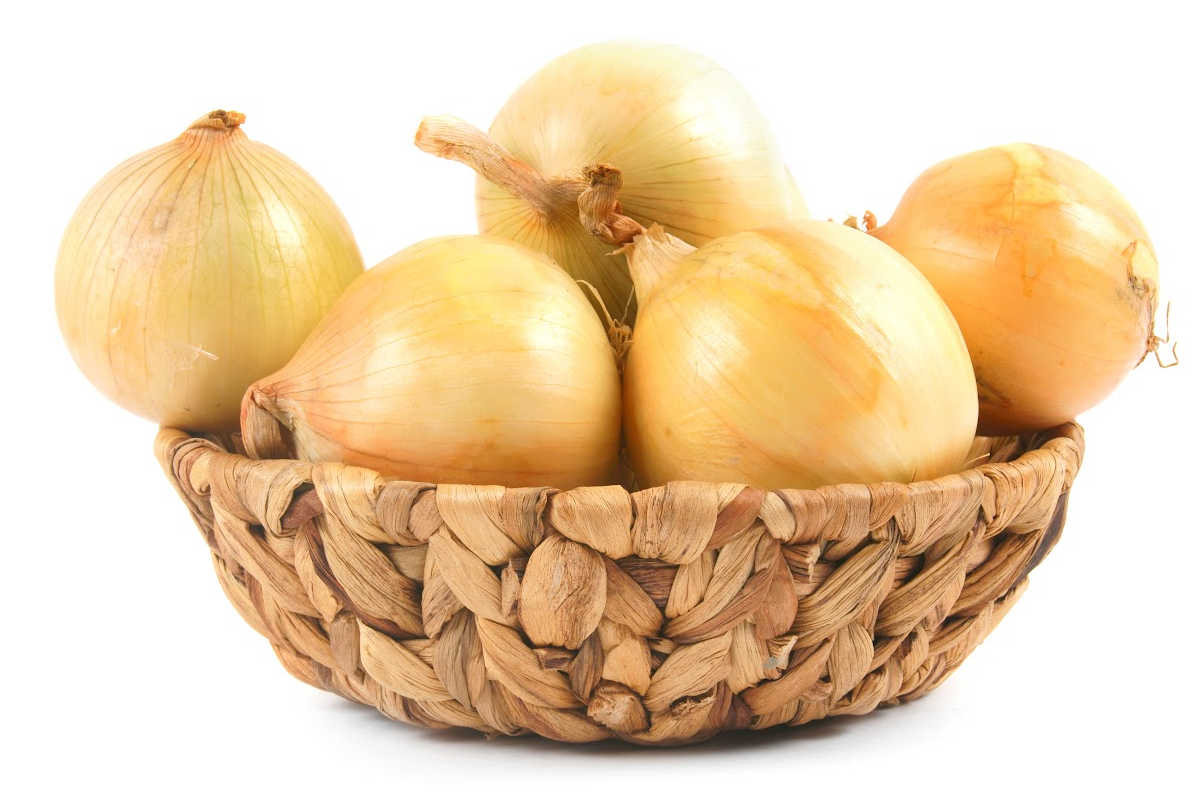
left=156, top=423, right=1083, bottom=745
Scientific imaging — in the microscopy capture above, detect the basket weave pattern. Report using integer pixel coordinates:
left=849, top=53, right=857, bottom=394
left=156, top=423, right=1083, bottom=745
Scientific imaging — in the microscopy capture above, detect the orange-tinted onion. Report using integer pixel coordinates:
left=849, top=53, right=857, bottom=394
left=871, top=144, right=1159, bottom=433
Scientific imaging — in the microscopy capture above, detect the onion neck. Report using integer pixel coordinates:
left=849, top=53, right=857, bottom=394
left=187, top=109, right=246, bottom=132
left=619, top=226, right=696, bottom=304
left=415, top=115, right=584, bottom=221
left=414, top=116, right=697, bottom=305
left=577, top=164, right=695, bottom=305
left=242, top=387, right=294, bottom=460
left=181, top=110, right=247, bottom=145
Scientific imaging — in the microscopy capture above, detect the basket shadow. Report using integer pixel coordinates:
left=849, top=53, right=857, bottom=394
left=317, top=693, right=912, bottom=755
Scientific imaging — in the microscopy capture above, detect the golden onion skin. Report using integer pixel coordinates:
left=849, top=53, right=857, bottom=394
left=872, top=144, right=1158, bottom=434
left=479, top=41, right=807, bottom=318
left=624, top=223, right=978, bottom=490
left=55, top=111, right=363, bottom=432
left=243, top=236, right=622, bottom=489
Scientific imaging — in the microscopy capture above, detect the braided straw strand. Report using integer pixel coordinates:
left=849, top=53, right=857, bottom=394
left=155, top=423, right=1083, bottom=745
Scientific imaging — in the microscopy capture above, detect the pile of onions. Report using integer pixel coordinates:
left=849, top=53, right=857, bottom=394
left=54, top=63, right=1170, bottom=493
left=241, top=235, right=621, bottom=489
left=55, top=110, right=364, bottom=432
left=868, top=144, right=1162, bottom=433
left=415, top=41, right=806, bottom=320
left=577, top=170, right=978, bottom=489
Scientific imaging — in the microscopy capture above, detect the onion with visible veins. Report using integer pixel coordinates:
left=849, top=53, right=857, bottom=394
left=868, top=144, right=1163, bottom=433
left=242, top=235, right=622, bottom=489
left=575, top=169, right=978, bottom=489
left=416, top=41, right=806, bottom=321
left=55, top=110, right=363, bottom=431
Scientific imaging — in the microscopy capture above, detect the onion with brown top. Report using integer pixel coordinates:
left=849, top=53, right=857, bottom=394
left=867, top=144, right=1165, bottom=433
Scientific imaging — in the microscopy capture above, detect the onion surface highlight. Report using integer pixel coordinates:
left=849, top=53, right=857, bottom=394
left=56, top=110, right=364, bottom=431
left=416, top=41, right=806, bottom=320
left=242, top=235, right=622, bottom=489
left=577, top=169, right=978, bottom=489
left=870, top=143, right=1160, bottom=433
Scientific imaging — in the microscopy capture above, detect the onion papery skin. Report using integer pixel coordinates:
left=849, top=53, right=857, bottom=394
left=872, top=144, right=1158, bottom=434
left=479, top=41, right=807, bottom=318
left=55, top=111, right=364, bottom=432
left=242, top=236, right=622, bottom=489
left=624, top=223, right=978, bottom=490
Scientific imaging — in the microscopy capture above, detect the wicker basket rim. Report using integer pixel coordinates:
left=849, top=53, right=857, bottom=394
left=158, top=422, right=1083, bottom=500
left=157, top=421, right=1083, bottom=568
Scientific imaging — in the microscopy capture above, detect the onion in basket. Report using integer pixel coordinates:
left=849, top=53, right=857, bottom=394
left=241, top=236, right=622, bottom=489
left=55, top=110, right=364, bottom=432
left=415, top=41, right=806, bottom=321
left=867, top=144, right=1165, bottom=434
left=577, top=168, right=978, bottom=490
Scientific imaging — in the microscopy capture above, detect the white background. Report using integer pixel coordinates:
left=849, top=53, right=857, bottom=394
left=4, top=1, right=1197, bottom=797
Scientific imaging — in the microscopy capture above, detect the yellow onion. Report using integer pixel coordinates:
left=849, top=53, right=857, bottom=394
left=242, top=235, right=621, bottom=488
left=415, top=41, right=806, bottom=320
left=869, top=144, right=1161, bottom=434
left=55, top=110, right=363, bottom=432
left=576, top=170, right=978, bottom=489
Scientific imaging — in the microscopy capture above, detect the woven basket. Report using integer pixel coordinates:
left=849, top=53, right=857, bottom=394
left=156, top=422, right=1083, bottom=745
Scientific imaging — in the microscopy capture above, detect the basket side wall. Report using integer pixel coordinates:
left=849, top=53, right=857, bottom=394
left=155, top=424, right=1082, bottom=744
